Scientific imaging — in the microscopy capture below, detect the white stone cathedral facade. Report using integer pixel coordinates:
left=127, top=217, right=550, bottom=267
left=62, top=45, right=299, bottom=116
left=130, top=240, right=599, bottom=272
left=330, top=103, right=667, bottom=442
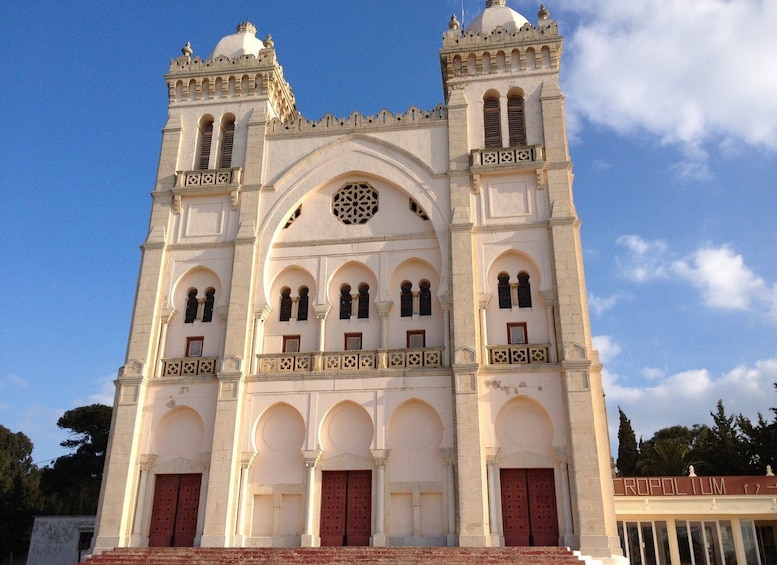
left=93, top=2, right=626, bottom=563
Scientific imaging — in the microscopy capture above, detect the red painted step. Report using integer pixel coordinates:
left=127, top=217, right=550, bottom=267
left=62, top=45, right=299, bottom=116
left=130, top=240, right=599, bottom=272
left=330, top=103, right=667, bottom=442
left=83, top=546, right=585, bottom=565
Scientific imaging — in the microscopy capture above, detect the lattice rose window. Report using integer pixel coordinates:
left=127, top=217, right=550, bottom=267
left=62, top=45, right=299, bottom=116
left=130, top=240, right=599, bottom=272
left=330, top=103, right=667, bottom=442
left=332, top=182, right=378, bottom=225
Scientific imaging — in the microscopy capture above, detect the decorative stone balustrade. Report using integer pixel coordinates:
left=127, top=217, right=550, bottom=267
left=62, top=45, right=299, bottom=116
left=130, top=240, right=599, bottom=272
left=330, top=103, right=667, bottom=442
left=487, top=344, right=550, bottom=365
left=257, top=348, right=444, bottom=374
left=471, top=145, right=544, bottom=168
left=176, top=168, right=242, bottom=188
left=161, top=357, right=218, bottom=377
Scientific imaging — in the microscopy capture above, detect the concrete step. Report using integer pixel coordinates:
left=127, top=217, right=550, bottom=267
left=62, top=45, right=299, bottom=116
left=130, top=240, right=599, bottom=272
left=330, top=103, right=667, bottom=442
left=84, top=546, right=585, bottom=565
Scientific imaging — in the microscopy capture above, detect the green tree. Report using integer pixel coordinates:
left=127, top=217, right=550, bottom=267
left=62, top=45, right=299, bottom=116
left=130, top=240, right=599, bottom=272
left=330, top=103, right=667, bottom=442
left=616, top=407, right=639, bottom=476
left=637, top=438, right=691, bottom=476
left=40, top=404, right=112, bottom=515
left=738, top=383, right=777, bottom=474
left=693, top=400, right=747, bottom=475
left=0, top=425, right=42, bottom=558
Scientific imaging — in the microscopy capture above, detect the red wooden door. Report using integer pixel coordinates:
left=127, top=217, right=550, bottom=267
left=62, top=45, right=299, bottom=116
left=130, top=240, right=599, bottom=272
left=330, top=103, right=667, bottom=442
left=320, top=471, right=372, bottom=546
left=500, top=468, right=531, bottom=546
left=526, top=469, right=558, bottom=546
left=500, top=468, right=559, bottom=547
left=345, top=470, right=372, bottom=546
left=148, top=474, right=201, bottom=547
left=320, top=471, right=348, bottom=546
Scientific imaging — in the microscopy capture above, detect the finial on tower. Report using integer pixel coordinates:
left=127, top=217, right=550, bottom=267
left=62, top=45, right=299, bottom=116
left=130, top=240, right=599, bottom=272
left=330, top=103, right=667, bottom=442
left=263, top=34, right=274, bottom=49
left=236, top=21, right=257, bottom=35
left=449, top=14, right=460, bottom=30
left=486, top=0, right=507, bottom=7
left=538, top=4, right=550, bottom=20
left=181, top=41, right=193, bottom=59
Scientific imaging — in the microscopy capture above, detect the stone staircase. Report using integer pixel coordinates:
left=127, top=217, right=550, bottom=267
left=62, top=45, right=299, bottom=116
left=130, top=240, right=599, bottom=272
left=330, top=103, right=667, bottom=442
left=84, top=546, right=587, bottom=564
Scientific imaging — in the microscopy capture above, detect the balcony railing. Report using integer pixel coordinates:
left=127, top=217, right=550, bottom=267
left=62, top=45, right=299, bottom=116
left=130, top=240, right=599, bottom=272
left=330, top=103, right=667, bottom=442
left=257, top=348, right=444, bottom=374
left=175, top=167, right=242, bottom=188
left=470, top=145, right=544, bottom=168
left=487, top=344, right=550, bottom=365
left=161, top=357, right=218, bottom=377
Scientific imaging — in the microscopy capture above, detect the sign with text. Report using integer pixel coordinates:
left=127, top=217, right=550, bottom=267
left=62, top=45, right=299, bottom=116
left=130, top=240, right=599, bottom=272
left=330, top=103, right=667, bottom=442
left=613, top=476, right=777, bottom=497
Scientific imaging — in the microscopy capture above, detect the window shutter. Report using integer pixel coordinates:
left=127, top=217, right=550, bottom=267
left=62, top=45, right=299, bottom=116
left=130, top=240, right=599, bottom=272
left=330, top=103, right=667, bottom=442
left=198, top=122, right=213, bottom=170
left=508, top=96, right=527, bottom=146
left=220, top=121, right=235, bottom=168
left=483, top=98, right=502, bottom=148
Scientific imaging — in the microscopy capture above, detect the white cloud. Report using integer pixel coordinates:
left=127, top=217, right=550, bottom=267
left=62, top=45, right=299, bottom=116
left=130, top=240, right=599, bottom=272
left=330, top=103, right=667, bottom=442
left=588, top=292, right=621, bottom=316
left=605, top=356, right=777, bottom=448
left=673, top=245, right=775, bottom=311
left=593, top=335, right=621, bottom=364
left=74, top=374, right=116, bottom=407
left=563, top=0, right=777, bottom=172
left=615, top=235, right=671, bottom=281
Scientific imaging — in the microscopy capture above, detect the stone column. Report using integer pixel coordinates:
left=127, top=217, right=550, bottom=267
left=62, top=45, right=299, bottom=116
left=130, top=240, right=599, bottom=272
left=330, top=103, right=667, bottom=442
left=130, top=454, right=157, bottom=545
left=540, top=291, right=559, bottom=363
left=250, top=305, right=271, bottom=374
left=371, top=449, right=390, bottom=546
left=313, top=305, right=330, bottom=371
left=301, top=450, right=322, bottom=547
left=485, top=449, right=501, bottom=545
left=438, top=294, right=451, bottom=367
left=234, top=452, right=256, bottom=545
left=554, top=447, right=574, bottom=546
left=375, top=302, right=392, bottom=369
left=478, top=294, right=491, bottom=366
left=443, top=449, right=457, bottom=546
left=154, top=310, right=175, bottom=377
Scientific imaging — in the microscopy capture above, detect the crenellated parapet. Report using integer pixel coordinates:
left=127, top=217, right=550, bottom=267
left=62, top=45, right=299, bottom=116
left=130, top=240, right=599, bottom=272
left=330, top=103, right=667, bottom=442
left=440, top=20, right=562, bottom=94
left=267, top=104, right=447, bottom=136
left=164, top=50, right=298, bottom=123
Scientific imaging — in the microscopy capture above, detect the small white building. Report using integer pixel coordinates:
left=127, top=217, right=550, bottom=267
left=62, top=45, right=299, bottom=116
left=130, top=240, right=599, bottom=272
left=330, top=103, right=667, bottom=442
left=92, top=2, right=626, bottom=563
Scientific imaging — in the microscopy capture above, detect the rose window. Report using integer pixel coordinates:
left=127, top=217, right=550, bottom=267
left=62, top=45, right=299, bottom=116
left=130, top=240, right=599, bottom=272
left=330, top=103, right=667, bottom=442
left=332, top=182, right=378, bottom=225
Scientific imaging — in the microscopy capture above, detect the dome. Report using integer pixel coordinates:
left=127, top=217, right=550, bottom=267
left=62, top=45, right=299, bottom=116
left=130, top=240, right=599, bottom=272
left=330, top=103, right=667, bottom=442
left=466, top=0, right=530, bottom=34
left=209, top=21, right=265, bottom=60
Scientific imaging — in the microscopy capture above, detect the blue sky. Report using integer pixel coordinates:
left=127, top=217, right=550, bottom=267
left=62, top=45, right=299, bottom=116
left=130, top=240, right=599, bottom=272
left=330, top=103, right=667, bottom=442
left=1, top=1, right=775, bottom=465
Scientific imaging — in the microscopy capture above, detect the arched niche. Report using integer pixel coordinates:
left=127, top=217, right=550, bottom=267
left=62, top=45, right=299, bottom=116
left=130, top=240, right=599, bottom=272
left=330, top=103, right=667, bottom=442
left=387, top=399, right=444, bottom=483
left=152, top=407, right=206, bottom=462
left=319, top=401, right=374, bottom=470
left=494, top=397, right=553, bottom=459
left=251, top=403, right=305, bottom=485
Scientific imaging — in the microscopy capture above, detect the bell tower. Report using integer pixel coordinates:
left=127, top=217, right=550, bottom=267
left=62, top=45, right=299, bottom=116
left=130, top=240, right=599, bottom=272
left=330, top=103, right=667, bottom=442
left=440, top=3, right=625, bottom=562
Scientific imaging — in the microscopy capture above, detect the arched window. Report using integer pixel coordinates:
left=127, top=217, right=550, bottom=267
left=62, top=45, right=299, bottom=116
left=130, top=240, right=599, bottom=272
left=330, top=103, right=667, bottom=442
left=198, top=121, right=213, bottom=170
left=508, top=94, right=527, bottom=146
left=357, top=284, right=370, bottom=319
left=185, top=289, right=199, bottom=323
left=339, top=285, right=352, bottom=319
left=297, top=286, right=309, bottom=321
left=219, top=119, right=235, bottom=168
left=202, top=288, right=215, bottom=323
left=517, top=272, right=532, bottom=308
left=400, top=281, right=413, bottom=317
left=483, top=96, right=502, bottom=148
left=497, top=273, right=512, bottom=309
left=279, top=287, right=292, bottom=322
left=419, top=280, right=432, bottom=316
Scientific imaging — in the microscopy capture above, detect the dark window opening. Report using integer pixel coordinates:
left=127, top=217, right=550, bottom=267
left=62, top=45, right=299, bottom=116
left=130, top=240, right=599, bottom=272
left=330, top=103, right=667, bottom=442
left=357, top=284, right=370, bottom=319
left=340, top=285, right=352, bottom=319
left=484, top=97, right=502, bottom=148
left=297, top=286, right=309, bottom=321
left=498, top=273, right=511, bottom=309
left=419, top=280, right=432, bottom=316
left=202, top=288, right=215, bottom=323
left=185, top=289, right=199, bottom=323
left=400, top=281, right=413, bottom=317
left=517, top=272, right=532, bottom=308
left=279, top=287, right=292, bottom=322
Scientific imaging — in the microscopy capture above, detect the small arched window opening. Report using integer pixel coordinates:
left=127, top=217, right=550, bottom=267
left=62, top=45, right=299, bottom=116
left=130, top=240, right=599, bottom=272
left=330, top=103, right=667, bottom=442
left=508, top=95, right=527, bottom=147
left=198, top=121, right=213, bottom=170
left=297, top=286, right=309, bottom=321
left=202, top=288, right=215, bottom=323
left=419, top=280, right=432, bottom=316
left=357, top=284, right=370, bottom=319
left=497, top=273, right=512, bottom=309
left=219, top=119, right=235, bottom=168
left=400, top=281, right=413, bottom=317
left=279, top=287, right=292, bottom=322
left=483, top=96, right=502, bottom=148
left=185, top=289, right=199, bottom=323
left=517, top=272, right=532, bottom=308
left=339, top=285, right=352, bottom=319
